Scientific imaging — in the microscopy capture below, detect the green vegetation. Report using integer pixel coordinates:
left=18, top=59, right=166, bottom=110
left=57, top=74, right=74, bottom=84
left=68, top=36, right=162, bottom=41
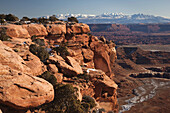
left=49, top=15, right=59, bottom=23
left=77, top=73, right=90, bottom=82
left=0, top=19, right=6, bottom=25
left=32, top=38, right=45, bottom=46
left=29, top=44, right=49, bottom=61
left=41, top=84, right=85, bottom=113
left=68, top=17, right=79, bottom=23
left=37, top=71, right=96, bottom=113
left=30, top=18, right=39, bottom=23
left=0, top=28, right=11, bottom=41
left=5, top=14, right=19, bottom=21
left=38, top=17, right=48, bottom=24
left=21, top=16, right=30, bottom=21
left=82, top=95, right=96, bottom=109
left=0, top=14, right=6, bottom=19
left=38, top=71, right=57, bottom=86
left=53, top=43, right=69, bottom=59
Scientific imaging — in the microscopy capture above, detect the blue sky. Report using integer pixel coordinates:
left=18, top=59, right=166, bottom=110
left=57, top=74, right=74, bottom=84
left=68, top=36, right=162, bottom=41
left=0, top=0, right=169, bottom=18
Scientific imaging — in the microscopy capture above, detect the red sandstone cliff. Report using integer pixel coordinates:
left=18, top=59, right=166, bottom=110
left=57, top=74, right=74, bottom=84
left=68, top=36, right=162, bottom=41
left=0, top=22, right=118, bottom=113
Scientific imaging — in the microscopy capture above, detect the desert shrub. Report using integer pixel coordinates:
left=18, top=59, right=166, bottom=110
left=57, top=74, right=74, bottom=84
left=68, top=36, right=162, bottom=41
left=5, top=14, right=19, bottom=21
left=41, top=84, right=85, bottom=113
left=31, top=35, right=37, bottom=40
left=0, top=28, right=11, bottom=41
left=82, top=95, right=96, bottom=109
left=33, top=38, right=45, bottom=46
left=68, top=17, right=79, bottom=23
left=81, top=103, right=90, bottom=112
left=29, top=44, right=49, bottom=61
left=38, top=71, right=57, bottom=86
left=31, top=35, right=45, bottom=46
left=99, top=108, right=106, bottom=113
left=49, top=15, right=59, bottom=23
left=77, top=73, right=90, bottom=82
left=53, top=43, right=69, bottom=59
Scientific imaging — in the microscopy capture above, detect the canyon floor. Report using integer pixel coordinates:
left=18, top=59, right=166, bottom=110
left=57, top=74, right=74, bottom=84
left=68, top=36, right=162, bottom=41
left=113, top=44, right=170, bottom=113
left=117, top=78, right=170, bottom=113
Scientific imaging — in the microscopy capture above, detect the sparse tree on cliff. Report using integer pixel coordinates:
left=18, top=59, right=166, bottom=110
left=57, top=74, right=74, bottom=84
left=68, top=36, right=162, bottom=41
left=68, top=16, right=79, bottom=23
left=38, top=17, right=48, bottom=24
left=0, top=19, right=6, bottom=25
left=21, top=16, right=30, bottom=21
left=5, top=14, right=19, bottom=21
left=0, top=14, right=6, bottom=19
left=30, top=18, right=38, bottom=23
left=49, top=15, right=59, bottom=23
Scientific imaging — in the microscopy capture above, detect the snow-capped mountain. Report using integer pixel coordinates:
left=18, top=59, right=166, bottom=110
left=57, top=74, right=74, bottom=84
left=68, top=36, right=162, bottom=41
left=43, top=13, right=170, bottom=24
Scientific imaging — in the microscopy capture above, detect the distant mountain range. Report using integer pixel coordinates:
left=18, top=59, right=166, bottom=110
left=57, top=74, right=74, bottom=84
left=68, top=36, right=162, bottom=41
left=45, top=13, right=170, bottom=24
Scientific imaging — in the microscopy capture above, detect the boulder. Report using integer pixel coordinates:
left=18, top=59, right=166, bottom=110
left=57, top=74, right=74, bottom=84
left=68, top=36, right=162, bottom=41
left=46, top=24, right=66, bottom=35
left=0, top=41, right=54, bottom=109
left=0, top=65, right=54, bottom=109
left=1, top=24, right=48, bottom=39
left=1, top=24, right=30, bottom=38
left=23, top=24, right=48, bottom=37
left=48, top=55, right=83, bottom=76
left=67, top=48, right=84, bottom=65
left=67, top=23, right=90, bottom=34
left=48, top=55, right=65, bottom=64
left=0, top=40, right=31, bottom=75
left=47, top=64, right=58, bottom=74
left=54, top=73, right=63, bottom=83
left=82, top=48, right=94, bottom=61
left=24, top=52, right=47, bottom=76
left=65, top=56, right=83, bottom=74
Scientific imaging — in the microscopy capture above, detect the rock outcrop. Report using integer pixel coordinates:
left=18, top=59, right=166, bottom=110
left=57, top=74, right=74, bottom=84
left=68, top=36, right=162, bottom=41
left=48, top=55, right=83, bottom=76
left=1, top=24, right=30, bottom=38
left=0, top=68, right=54, bottom=109
left=1, top=24, right=48, bottom=39
left=46, top=23, right=66, bottom=35
left=0, top=40, right=32, bottom=75
left=90, top=40, right=116, bottom=77
left=66, top=23, right=90, bottom=34
left=24, top=52, right=47, bottom=76
left=82, top=67, right=118, bottom=112
left=23, top=24, right=48, bottom=37
left=0, top=41, right=54, bottom=109
left=0, top=22, right=118, bottom=112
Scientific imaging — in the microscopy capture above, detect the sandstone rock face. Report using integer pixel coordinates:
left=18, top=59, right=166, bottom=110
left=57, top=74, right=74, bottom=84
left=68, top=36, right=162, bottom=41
left=82, top=48, right=94, bottom=62
left=67, top=23, right=90, bottom=34
left=1, top=24, right=48, bottom=39
left=47, top=64, right=58, bottom=74
left=90, top=41, right=113, bottom=77
left=24, top=52, right=47, bottom=76
left=23, top=24, right=48, bottom=37
left=0, top=68, right=54, bottom=109
left=0, top=41, right=31, bottom=75
left=65, top=56, right=83, bottom=74
left=1, top=24, right=30, bottom=38
left=46, top=24, right=66, bottom=35
left=82, top=67, right=118, bottom=112
left=48, top=55, right=83, bottom=76
left=67, top=48, right=84, bottom=65
left=54, top=73, right=63, bottom=83
left=82, top=48, right=95, bottom=68
left=0, top=41, right=54, bottom=109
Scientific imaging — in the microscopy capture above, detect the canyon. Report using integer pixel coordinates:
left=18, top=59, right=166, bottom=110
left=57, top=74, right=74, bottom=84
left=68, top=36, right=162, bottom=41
left=0, top=22, right=118, bottom=113
left=0, top=22, right=170, bottom=113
